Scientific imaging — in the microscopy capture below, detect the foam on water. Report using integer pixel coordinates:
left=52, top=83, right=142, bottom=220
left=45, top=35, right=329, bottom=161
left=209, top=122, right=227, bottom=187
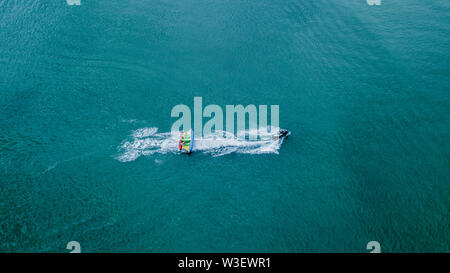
left=116, top=127, right=289, bottom=162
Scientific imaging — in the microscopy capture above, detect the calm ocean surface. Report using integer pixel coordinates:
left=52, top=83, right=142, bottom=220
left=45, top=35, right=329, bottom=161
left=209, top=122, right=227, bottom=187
left=0, top=0, right=448, bottom=252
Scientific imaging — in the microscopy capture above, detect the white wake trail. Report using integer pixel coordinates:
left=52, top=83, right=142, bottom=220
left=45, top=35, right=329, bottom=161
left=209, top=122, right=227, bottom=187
left=116, top=127, right=289, bottom=162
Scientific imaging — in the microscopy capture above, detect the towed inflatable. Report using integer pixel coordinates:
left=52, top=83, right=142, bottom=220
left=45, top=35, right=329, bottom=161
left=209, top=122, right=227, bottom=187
left=179, top=129, right=194, bottom=154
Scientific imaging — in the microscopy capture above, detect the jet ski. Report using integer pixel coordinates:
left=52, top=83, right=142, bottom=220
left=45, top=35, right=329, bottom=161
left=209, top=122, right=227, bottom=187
left=179, top=129, right=194, bottom=154
left=272, top=129, right=290, bottom=140
left=278, top=129, right=289, bottom=138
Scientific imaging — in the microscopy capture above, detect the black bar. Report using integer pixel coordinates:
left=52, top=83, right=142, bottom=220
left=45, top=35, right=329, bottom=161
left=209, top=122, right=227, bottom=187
left=0, top=253, right=445, bottom=272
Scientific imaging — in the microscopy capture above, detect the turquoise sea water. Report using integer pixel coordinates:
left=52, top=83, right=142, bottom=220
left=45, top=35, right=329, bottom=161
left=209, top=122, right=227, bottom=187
left=0, top=0, right=448, bottom=252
